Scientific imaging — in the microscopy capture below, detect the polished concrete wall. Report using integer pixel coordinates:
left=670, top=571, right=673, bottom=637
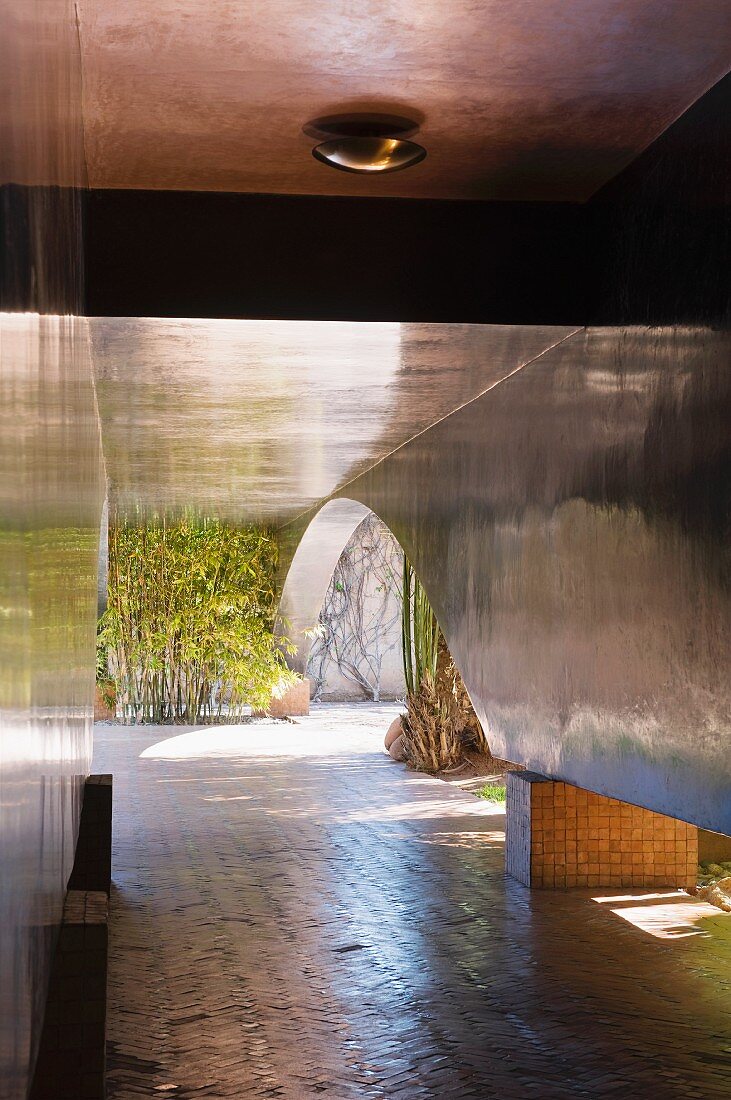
left=282, top=77, right=730, bottom=834
left=330, top=325, right=729, bottom=833
left=0, top=3, right=103, bottom=1097
left=281, top=327, right=730, bottom=833
left=590, top=70, right=730, bottom=328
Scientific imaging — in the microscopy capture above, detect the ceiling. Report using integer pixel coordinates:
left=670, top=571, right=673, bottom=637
left=91, top=318, right=575, bottom=522
left=76, top=1, right=731, bottom=200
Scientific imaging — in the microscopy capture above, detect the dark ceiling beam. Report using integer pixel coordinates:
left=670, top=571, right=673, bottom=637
left=82, top=71, right=729, bottom=327
left=84, top=193, right=587, bottom=324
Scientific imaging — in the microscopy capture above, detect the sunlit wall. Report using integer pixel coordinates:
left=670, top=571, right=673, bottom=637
left=0, top=3, right=104, bottom=1095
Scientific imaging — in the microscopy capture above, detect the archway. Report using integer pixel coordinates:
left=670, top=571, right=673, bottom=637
left=279, top=498, right=469, bottom=703
left=279, top=497, right=488, bottom=766
left=278, top=499, right=372, bottom=676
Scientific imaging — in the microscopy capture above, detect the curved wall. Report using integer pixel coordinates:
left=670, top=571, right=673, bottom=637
left=282, top=76, right=730, bottom=835
left=284, top=324, right=730, bottom=834
left=279, top=500, right=371, bottom=675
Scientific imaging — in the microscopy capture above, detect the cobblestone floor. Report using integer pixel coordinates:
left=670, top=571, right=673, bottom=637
left=93, top=704, right=731, bottom=1099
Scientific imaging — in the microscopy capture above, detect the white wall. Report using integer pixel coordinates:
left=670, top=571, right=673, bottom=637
left=307, top=514, right=405, bottom=702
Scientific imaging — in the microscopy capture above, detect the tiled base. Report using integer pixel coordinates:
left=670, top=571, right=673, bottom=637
left=506, top=771, right=698, bottom=889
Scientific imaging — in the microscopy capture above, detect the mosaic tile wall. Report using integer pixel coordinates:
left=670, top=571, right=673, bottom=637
left=506, top=772, right=698, bottom=889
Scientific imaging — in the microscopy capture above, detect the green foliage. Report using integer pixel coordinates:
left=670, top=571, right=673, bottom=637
left=401, top=671, right=466, bottom=772
left=476, top=784, right=507, bottom=803
left=400, top=556, right=488, bottom=772
left=99, top=515, right=296, bottom=723
left=401, top=556, right=440, bottom=697
left=698, top=860, right=731, bottom=885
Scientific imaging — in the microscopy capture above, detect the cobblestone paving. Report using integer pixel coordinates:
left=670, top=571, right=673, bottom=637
left=93, top=705, right=731, bottom=1099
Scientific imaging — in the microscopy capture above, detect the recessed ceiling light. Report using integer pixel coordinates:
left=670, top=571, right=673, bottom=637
left=305, top=112, right=426, bottom=174
left=312, top=136, right=426, bottom=174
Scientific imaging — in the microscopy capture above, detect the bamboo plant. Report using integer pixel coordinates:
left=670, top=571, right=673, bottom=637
left=98, top=514, right=296, bottom=723
left=401, top=554, right=439, bottom=696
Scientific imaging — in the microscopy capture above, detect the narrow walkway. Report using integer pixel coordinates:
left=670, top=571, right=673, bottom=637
left=94, top=705, right=731, bottom=1099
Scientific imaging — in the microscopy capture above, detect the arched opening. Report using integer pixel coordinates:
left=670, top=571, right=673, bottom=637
left=305, top=511, right=404, bottom=704
left=280, top=498, right=511, bottom=784
left=278, top=499, right=371, bottom=676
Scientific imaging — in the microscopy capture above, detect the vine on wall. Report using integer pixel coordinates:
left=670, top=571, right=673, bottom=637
left=307, top=513, right=403, bottom=701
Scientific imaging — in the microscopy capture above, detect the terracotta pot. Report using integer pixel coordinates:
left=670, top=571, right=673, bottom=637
left=388, top=734, right=406, bottom=762
left=267, top=678, right=310, bottom=718
left=384, top=715, right=403, bottom=751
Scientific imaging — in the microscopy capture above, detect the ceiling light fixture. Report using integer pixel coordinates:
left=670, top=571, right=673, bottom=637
left=306, top=113, right=426, bottom=175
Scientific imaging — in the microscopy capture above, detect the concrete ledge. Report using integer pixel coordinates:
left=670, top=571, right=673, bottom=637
left=30, top=774, right=113, bottom=1098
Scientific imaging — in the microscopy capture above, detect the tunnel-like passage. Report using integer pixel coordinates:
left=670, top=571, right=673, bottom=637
left=3, top=2, right=730, bottom=1087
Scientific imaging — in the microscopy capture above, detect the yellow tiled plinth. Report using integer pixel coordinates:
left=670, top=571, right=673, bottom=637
left=506, top=772, right=697, bottom=889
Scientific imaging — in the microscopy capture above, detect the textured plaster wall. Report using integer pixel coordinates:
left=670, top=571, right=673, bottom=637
left=307, top=515, right=405, bottom=702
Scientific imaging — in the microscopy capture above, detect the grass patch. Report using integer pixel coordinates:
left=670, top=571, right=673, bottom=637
left=476, top=783, right=506, bottom=802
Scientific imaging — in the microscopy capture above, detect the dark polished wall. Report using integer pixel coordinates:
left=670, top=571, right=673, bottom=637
left=282, top=73, right=731, bottom=833
left=590, top=71, right=730, bottom=327
left=0, top=183, right=83, bottom=313
left=0, top=3, right=103, bottom=1097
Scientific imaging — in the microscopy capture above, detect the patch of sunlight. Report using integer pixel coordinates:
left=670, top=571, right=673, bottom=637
left=475, top=784, right=507, bottom=805
left=412, top=829, right=505, bottom=848
left=157, top=775, right=261, bottom=783
left=201, top=794, right=254, bottom=803
left=592, top=891, right=728, bottom=939
left=140, top=723, right=383, bottom=760
left=339, top=798, right=506, bottom=823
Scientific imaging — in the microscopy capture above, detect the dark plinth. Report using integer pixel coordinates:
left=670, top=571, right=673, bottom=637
left=30, top=774, right=113, bottom=1098
left=68, top=774, right=112, bottom=895
left=29, top=890, right=108, bottom=1100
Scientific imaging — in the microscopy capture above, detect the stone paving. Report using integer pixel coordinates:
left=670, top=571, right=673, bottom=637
left=93, top=704, right=731, bottom=1099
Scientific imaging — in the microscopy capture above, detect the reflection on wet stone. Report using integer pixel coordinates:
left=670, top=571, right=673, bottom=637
left=93, top=709, right=731, bottom=1099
